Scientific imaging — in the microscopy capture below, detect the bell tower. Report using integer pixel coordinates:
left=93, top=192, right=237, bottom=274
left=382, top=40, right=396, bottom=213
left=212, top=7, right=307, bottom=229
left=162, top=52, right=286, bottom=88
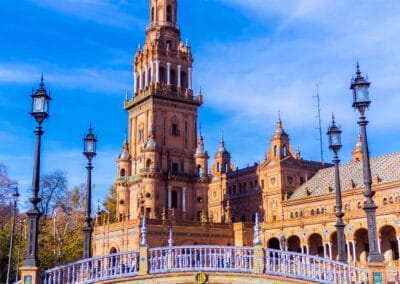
left=118, top=0, right=208, bottom=222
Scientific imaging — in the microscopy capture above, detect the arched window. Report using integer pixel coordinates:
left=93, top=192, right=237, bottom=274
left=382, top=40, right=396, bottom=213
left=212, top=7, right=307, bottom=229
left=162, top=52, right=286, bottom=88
left=181, top=71, right=187, bottom=89
left=166, top=5, right=171, bottom=22
left=295, top=211, right=299, bottom=218
left=283, top=145, right=287, bottom=156
left=357, top=201, right=362, bottom=209
left=159, top=66, right=165, bottom=83
left=311, top=209, right=315, bottom=216
left=120, top=168, right=126, bottom=177
left=390, top=196, right=394, bottom=204
left=146, top=159, right=151, bottom=168
left=274, top=145, right=278, bottom=157
left=170, top=69, right=176, bottom=89
left=171, top=190, right=178, bottom=209
left=217, top=163, right=220, bottom=172
left=290, top=212, right=294, bottom=219
left=224, top=162, right=228, bottom=173
left=316, top=208, right=320, bottom=215
left=383, top=197, right=388, bottom=205
left=197, top=165, right=202, bottom=176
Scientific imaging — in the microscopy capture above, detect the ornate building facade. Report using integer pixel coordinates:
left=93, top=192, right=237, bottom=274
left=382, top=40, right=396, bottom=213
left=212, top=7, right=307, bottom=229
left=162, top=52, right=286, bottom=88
left=93, top=0, right=400, bottom=270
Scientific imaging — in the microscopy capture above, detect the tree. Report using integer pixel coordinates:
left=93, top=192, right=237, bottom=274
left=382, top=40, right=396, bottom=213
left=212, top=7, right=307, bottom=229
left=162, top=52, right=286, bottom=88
left=38, top=171, right=68, bottom=218
left=103, top=186, right=117, bottom=222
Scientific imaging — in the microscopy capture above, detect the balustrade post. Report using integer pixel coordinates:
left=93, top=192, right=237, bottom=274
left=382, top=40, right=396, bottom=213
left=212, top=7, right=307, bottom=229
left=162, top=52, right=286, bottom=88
left=139, top=216, right=148, bottom=275
left=252, top=213, right=264, bottom=274
left=366, top=262, right=386, bottom=284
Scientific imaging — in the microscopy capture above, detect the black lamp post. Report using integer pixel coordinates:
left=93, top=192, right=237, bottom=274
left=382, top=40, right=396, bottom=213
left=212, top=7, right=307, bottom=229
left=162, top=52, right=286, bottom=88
left=83, top=123, right=97, bottom=259
left=24, top=75, right=51, bottom=267
left=350, top=63, right=383, bottom=262
left=16, top=219, right=24, bottom=282
left=6, top=186, right=19, bottom=284
left=327, top=115, right=346, bottom=263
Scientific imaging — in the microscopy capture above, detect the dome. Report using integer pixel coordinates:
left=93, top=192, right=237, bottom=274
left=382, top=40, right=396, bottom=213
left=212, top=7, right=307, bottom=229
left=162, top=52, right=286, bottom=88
left=271, top=116, right=288, bottom=140
left=145, top=138, right=157, bottom=148
left=215, top=138, right=230, bottom=158
left=119, top=149, right=129, bottom=159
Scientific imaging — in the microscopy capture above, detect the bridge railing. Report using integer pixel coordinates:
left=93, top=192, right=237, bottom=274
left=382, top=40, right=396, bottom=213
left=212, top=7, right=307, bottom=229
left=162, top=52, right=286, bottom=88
left=148, top=245, right=253, bottom=273
left=41, top=250, right=139, bottom=284
left=264, top=248, right=368, bottom=284
left=40, top=246, right=369, bottom=284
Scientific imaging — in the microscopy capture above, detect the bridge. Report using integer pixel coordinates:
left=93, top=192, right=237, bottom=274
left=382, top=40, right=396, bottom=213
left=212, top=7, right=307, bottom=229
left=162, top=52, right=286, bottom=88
left=40, top=245, right=368, bottom=284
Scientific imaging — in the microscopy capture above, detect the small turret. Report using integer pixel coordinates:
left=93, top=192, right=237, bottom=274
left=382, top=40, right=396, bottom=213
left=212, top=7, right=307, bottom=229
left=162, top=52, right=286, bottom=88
left=268, top=114, right=293, bottom=160
left=212, top=133, right=232, bottom=175
left=194, top=130, right=209, bottom=176
left=352, top=131, right=363, bottom=162
left=117, top=134, right=131, bottom=178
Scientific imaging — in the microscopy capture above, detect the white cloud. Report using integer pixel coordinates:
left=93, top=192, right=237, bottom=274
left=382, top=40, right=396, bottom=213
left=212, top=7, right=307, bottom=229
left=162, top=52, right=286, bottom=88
left=27, top=0, right=145, bottom=29
left=0, top=62, right=131, bottom=94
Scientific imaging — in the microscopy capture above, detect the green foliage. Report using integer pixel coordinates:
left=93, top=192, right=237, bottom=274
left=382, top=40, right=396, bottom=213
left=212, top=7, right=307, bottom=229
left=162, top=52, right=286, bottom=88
left=103, top=186, right=117, bottom=222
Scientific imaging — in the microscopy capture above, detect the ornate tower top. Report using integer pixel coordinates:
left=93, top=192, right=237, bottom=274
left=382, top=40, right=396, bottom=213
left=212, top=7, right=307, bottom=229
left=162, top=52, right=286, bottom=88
left=352, top=131, right=363, bottom=162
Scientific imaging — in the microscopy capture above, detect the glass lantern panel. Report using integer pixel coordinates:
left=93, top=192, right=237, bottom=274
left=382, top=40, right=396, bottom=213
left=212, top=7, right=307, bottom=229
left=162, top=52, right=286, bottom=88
left=330, top=132, right=341, bottom=146
left=356, top=86, right=369, bottom=103
left=86, top=140, right=95, bottom=153
left=33, top=96, right=45, bottom=113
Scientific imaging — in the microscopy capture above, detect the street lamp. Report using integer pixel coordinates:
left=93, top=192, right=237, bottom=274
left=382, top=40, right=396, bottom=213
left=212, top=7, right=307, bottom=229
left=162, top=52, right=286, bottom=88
left=327, top=115, right=346, bottom=263
left=16, top=220, right=24, bottom=282
left=24, top=75, right=51, bottom=267
left=6, top=186, right=19, bottom=284
left=83, top=123, right=97, bottom=258
left=350, top=63, right=383, bottom=262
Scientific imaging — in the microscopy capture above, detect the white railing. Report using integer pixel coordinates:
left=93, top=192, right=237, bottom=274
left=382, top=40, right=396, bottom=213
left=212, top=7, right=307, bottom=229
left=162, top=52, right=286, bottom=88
left=41, top=251, right=139, bottom=284
left=264, top=248, right=368, bottom=284
left=148, top=245, right=253, bottom=273
left=40, top=246, right=369, bottom=284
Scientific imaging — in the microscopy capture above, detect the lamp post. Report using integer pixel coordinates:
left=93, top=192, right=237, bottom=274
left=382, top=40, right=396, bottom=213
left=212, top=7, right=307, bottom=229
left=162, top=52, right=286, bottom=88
left=16, top=219, right=24, bottom=282
left=327, top=115, right=346, bottom=263
left=350, top=63, right=383, bottom=262
left=83, top=123, right=97, bottom=259
left=24, top=75, right=51, bottom=267
left=6, top=186, right=19, bottom=284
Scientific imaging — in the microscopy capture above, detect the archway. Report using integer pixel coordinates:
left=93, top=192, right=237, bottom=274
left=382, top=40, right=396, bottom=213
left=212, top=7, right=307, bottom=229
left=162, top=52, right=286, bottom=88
left=308, top=233, right=323, bottom=257
left=329, top=231, right=338, bottom=261
left=287, top=235, right=301, bottom=253
left=380, top=225, right=399, bottom=261
left=268, top=237, right=280, bottom=249
left=354, top=228, right=369, bottom=262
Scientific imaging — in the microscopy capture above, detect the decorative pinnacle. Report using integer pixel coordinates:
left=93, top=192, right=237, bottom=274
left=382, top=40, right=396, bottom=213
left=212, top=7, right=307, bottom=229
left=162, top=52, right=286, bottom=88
left=331, top=113, right=336, bottom=125
left=88, top=121, right=93, bottom=133
left=253, top=213, right=261, bottom=245
left=40, top=73, right=44, bottom=88
left=168, top=228, right=173, bottom=247
left=140, top=215, right=147, bottom=246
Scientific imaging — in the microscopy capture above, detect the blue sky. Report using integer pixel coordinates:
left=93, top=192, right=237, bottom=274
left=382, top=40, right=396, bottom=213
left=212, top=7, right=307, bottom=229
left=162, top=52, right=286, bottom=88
left=1, top=0, right=400, bottom=210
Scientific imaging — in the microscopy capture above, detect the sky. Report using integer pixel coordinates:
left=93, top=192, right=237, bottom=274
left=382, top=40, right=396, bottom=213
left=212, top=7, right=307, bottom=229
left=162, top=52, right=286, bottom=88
left=1, top=0, right=400, bottom=210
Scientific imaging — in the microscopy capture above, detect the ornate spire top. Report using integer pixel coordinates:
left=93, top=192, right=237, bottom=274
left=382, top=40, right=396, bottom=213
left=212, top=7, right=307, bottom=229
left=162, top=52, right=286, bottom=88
left=277, top=110, right=282, bottom=128
left=356, top=61, right=361, bottom=77
left=140, top=215, right=147, bottom=246
left=271, top=112, right=288, bottom=140
left=253, top=213, right=261, bottom=245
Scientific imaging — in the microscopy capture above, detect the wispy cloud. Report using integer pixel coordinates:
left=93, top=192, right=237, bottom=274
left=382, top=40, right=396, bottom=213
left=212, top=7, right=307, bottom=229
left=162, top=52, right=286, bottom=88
left=27, top=0, right=145, bottom=29
left=0, top=62, right=131, bottom=94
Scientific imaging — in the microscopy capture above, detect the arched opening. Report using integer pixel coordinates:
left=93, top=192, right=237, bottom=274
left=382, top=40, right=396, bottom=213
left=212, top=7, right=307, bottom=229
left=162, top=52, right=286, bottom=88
left=151, top=7, right=155, bottom=21
left=224, top=162, right=228, bottom=173
left=197, top=165, right=202, bottom=176
left=109, top=247, right=117, bottom=254
left=308, top=233, right=323, bottom=257
left=159, top=66, right=165, bottom=84
left=283, top=145, right=287, bottom=156
left=171, top=190, right=178, bottom=209
left=217, top=163, right=220, bottom=172
left=287, top=235, right=301, bottom=252
left=268, top=238, right=280, bottom=249
left=380, top=225, right=399, bottom=260
left=170, top=69, right=176, bottom=90
left=354, top=228, right=369, bottom=262
left=274, top=145, right=278, bottom=157
left=330, top=231, right=338, bottom=261
left=146, top=159, right=151, bottom=168
left=120, top=168, right=126, bottom=177
left=166, top=5, right=171, bottom=22
left=181, top=71, right=187, bottom=89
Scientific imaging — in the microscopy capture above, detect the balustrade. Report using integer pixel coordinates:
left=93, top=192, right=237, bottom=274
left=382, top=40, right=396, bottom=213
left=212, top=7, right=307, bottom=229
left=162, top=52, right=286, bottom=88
left=40, top=246, right=368, bottom=284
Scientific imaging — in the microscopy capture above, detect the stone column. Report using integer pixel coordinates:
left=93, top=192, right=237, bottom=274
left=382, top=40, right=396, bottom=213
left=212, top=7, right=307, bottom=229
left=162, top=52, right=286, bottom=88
left=167, top=62, right=171, bottom=85
left=346, top=241, right=351, bottom=261
left=188, top=67, right=192, bottom=90
left=155, top=60, right=160, bottom=83
left=144, top=65, right=148, bottom=87
left=139, top=68, right=143, bottom=91
left=133, top=72, right=137, bottom=94
left=352, top=240, right=356, bottom=262
left=150, top=61, right=154, bottom=84
left=182, top=187, right=186, bottom=212
left=177, top=65, right=181, bottom=87
left=168, top=185, right=172, bottom=210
